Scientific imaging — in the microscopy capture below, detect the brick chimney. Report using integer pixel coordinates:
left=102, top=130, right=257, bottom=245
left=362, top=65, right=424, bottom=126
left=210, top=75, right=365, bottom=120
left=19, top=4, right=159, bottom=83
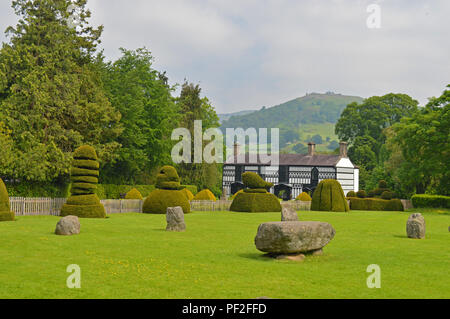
left=233, top=142, right=240, bottom=156
left=308, top=142, right=315, bottom=156
left=339, top=141, right=348, bottom=158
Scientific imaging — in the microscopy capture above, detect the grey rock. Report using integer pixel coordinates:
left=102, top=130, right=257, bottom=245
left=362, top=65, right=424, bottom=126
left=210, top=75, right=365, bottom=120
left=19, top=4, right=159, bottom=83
left=255, top=221, right=335, bottom=254
left=55, top=215, right=80, bottom=236
left=281, top=206, right=298, bottom=221
left=166, top=206, right=186, bottom=232
left=406, top=213, right=425, bottom=239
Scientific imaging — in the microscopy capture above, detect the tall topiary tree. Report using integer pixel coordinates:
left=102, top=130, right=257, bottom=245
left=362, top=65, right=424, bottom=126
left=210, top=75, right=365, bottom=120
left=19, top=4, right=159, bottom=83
left=142, top=165, right=190, bottom=214
left=60, top=145, right=105, bottom=218
left=0, top=178, right=14, bottom=221
left=311, top=179, right=350, bottom=212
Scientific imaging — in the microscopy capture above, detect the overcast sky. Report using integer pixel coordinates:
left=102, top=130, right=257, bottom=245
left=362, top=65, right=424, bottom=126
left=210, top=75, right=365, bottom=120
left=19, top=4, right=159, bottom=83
left=1, top=0, right=449, bottom=113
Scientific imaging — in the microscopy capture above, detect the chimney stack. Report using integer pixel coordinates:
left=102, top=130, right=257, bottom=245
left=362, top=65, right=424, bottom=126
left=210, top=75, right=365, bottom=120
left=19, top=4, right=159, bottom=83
left=339, top=141, right=348, bottom=158
left=308, top=142, right=315, bottom=156
left=233, top=142, right=240, bottom=156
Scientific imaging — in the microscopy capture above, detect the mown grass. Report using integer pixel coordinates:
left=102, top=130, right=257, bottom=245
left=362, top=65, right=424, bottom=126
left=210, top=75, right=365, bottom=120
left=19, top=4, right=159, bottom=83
left=0, top=209, right=449, bottom=299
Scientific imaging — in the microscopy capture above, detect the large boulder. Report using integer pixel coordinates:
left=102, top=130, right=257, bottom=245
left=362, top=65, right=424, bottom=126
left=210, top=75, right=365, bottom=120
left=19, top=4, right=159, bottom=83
left=281, top=206, right=298, bottom=221
left=254, top=221, right=335, bottom=254
left=166, top=206, right=186, bottom=232
left=55, top=215, right=80, bottom=236
left=406, top=213, right=425, bottom=239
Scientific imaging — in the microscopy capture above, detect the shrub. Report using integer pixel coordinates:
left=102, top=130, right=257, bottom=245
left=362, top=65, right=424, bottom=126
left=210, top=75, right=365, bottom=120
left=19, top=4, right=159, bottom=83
left=61, top=145, right=105, bottom=218
left=296, top=192, right=312, bottom=201
left=230, top=192, right=281, bottom=212
left=181, top=188, right=194, bottom=201
left=156, top=166, right=181, bottom=190
left=193, top=189, right=217, bottom=201
left=346, top=191, right=357, bottom=198
left=242, top=172, right=273, bottom=189
left=182, top=185, right=198, bottom=195
left=357, top=190, right=366, bottom=198
left=125, top=188, right=143, bottom=200
left=349, top=198, right=404, bottom=211
left=378, top=180, right=388, bottom=189
left=0, top=178, right=14, bottom=221
left=311, top=179, right=349, bottom=212
left=230, top=189, right=244, bottom=200
left=372, top=187, right=390, bottom=196
left=381, top=191, right=393, bottom=200
left=143, top=189, right=190, bottom=214
left=367, top=190, right=375, bottom=198
left=411, top=194, right=450, bottom=208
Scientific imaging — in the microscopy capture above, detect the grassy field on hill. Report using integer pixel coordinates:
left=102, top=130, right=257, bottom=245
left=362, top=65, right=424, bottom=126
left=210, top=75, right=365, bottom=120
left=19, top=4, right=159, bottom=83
left=0, top=210, right=448, bottom=299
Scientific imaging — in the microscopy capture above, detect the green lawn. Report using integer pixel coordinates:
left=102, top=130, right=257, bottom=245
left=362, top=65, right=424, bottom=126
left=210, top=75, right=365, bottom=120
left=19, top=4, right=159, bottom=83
left=0, top=209, right=449, bottom=299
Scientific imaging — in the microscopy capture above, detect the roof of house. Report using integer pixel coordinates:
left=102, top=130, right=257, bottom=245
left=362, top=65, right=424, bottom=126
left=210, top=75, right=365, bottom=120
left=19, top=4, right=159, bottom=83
left=225, top=153, right=343, bottom=167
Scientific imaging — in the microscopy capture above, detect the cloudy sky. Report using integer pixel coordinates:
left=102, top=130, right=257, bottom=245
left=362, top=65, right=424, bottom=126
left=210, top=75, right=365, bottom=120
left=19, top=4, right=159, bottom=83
left=0, top=0, right=449, bottom=113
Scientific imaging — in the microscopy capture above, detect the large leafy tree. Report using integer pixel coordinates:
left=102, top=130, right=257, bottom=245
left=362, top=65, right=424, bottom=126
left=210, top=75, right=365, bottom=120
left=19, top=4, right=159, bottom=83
left=176, top=82, right=222, bottom=195
left=386, top=85, right=450, bottom=196
left=0, top=0, right=122, bottom=182
left=99, top=48, right=180, bottom=183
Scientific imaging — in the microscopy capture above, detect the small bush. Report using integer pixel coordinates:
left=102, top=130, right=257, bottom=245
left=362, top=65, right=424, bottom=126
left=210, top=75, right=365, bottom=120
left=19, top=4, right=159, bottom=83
left=367, top=190, right=375, bottom=198
left=411, top=194, right=450, bottom=208
left=125, top=188, right=143, bottom=200
left=242, top=172, right=273, bottom=189
left=0, top=178, right=14, bottom=221
left=349, top=198, right=404, bottom=211
left=143, top=189, right=190, bottom=214
left=357, top=190, right=366, bottom=198
left=193, top=189, right=216, bottom=201
left=181, top=188, right=194, bottom=201
left=381, top=191, right=393, bottom=200
left=346, top=191, right=357, bottom=198
left=378, top=180, right=388, bottom=189
left=230, top=192, right=282, bottom=212
left=311, top=179, right=349, bottom=212
left=296, top=192, right=312, bottom=201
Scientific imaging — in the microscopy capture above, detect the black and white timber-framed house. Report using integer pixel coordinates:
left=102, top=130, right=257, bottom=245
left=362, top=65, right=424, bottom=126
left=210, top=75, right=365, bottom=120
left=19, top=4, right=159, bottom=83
left=222, top=142, right=359, bottom=200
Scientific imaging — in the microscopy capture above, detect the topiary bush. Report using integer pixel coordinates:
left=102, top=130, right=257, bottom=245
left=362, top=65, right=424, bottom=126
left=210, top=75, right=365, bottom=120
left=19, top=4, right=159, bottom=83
left=181, top=188, right=194, bottom=201
left=378, top=180, right=388, bottom=189
left=381, top=191, right=393, bottom=200
left=143, top=165, right=190, bottom=214
left=296, top=192, right=312, bottom=201
left=0, top=178, right=14, bottom=221
left=311, top=179, right=349, bottom=212
left=61, top=145, right=106, bottom=218
left=193, top=189, right=217, bottom=201
left=349, top=198, right=404, bottom=211
left=230, top=189, right=244, bottom=200
left=411, top=194, right=450, bottom=208
left=230, top=172, right=281, bottom=212
left=357, top=190, right=366, bottom=198
left=346, top=190, right=357, bottom=198
left=125, top=188, right=143, bottom=200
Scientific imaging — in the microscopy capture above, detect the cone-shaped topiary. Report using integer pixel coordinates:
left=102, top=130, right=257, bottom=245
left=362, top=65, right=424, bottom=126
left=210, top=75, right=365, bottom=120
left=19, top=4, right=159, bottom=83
left=193, top=189, right=216, bottom=201
left=311, top=179, right=349, bottom=212
left=0, top=178, right=14, bottom=221
left=230, top=172, right=281, bottom=212
left=125, top=188, right=143, bottom=200
left=181, top=187, right=194, bottom=201
left=60, top=145, right=106, bottom=218
left=296, top=192, right=312, bottom=201
left=143, top=165, right=190, bottom=214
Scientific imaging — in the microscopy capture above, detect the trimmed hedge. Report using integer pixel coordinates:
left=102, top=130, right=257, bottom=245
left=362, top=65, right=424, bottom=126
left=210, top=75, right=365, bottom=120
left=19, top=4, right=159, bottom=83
left=411, top=194, right=450, bottom=208
left=381, top=191, right=393, bottom=200
left=143, top=189, right=190, bottom=214
left=156, top=166, right=181, bottom=190
left=311, top=179, right=349, bottom=212
left=0, top=178, right=14, bottom=221
left=125, top=188, right=143, bottom=200
left=242, top=172, right=273, bottom=189
left=244, top=188, right=267, bottom=194
left=61, top=145, right=105, bottom=218
left=346, top=191, right=357, bottom=198
left=296, top=192, right=312, bottom=201
left=95, top=184, right=196, bottom=199
left=231, top=189, right=244, bottom=200
left=357, top=190, right=366, bottom=198
left=181, top=188, right=194, bottom=201
left=193, top=189, right=216, bottom=201
left=230, top=192, right=281, bottom=212
left=349, top=198, right=404, bottom=211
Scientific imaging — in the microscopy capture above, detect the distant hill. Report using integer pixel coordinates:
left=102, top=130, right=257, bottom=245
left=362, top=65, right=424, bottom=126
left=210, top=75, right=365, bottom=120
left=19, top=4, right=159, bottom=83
left=218, top=110, right=255, bottom=123
left=220, top=92, right=364, bottom=153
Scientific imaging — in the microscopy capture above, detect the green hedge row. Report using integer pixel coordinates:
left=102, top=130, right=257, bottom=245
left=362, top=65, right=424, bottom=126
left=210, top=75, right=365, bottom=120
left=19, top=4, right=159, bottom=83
left=6, top=182, right=71, bottom=198
left=96, top=184, right=197, bottom=199
left=349, top=198, right=404, bottom=211
left=411, top=194, right=450, bottom=208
